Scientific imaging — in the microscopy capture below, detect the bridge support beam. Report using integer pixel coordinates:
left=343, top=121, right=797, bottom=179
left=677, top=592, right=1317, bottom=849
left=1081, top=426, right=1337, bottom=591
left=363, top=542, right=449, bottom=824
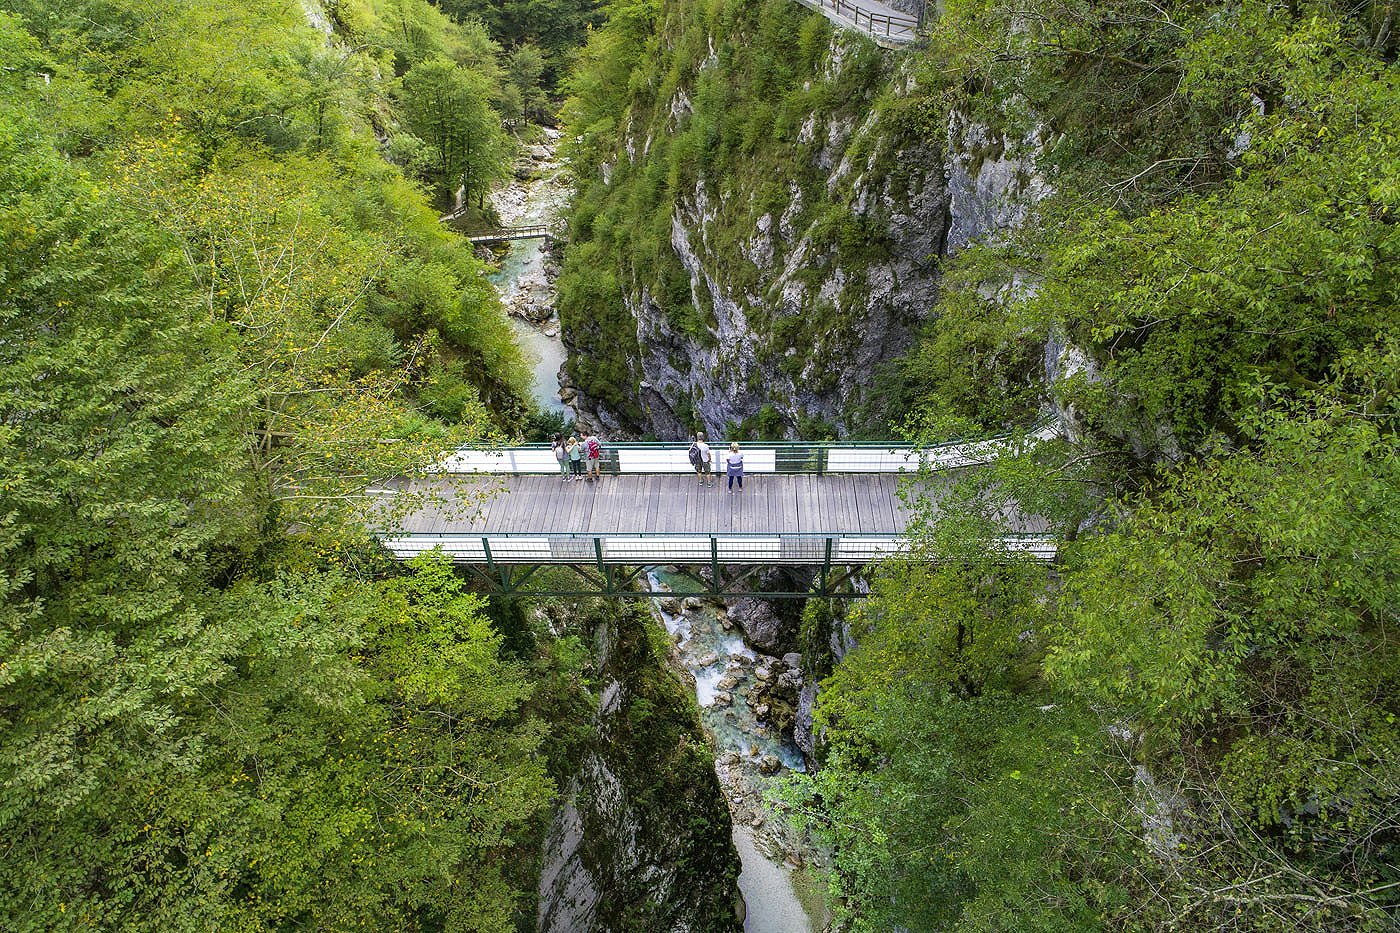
left=454, top=562, right=870, bottom=600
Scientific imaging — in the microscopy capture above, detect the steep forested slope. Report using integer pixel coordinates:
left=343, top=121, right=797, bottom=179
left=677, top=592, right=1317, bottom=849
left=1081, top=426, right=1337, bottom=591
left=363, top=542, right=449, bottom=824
left=0, top=2, right=548, bottom=927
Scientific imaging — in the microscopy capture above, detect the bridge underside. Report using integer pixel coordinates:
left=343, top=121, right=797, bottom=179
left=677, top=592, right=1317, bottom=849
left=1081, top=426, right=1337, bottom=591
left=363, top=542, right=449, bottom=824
left=460, top=558, right=872, bottom=600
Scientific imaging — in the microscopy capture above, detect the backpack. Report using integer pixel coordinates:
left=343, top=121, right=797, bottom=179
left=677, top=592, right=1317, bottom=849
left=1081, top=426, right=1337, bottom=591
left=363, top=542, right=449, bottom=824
left=687, top=442, right=702, bottom=468
left=553, top=443, right=566, bottom=461
left=587, top=437, right=602, bottom=458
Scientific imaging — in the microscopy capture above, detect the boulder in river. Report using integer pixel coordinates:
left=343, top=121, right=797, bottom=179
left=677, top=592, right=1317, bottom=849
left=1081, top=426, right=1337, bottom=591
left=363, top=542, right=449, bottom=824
left=759, top=755, right=782, bottom=775
left=728, top=597, right=794, bottom=654
left=782, top=652, right=802, bottom=671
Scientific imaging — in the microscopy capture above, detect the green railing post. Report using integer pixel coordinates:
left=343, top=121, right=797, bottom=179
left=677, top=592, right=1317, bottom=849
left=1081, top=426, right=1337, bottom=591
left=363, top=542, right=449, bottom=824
left=822, top=537, right=832, bottom=595
left=710, top=537, right=720, bottom=596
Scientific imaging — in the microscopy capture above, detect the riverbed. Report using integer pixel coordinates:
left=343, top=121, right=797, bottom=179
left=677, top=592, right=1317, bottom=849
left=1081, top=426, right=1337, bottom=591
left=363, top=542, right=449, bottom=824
left=486, top=131, right=572, bottom=415
left=647, top=570, right=823, bottom=932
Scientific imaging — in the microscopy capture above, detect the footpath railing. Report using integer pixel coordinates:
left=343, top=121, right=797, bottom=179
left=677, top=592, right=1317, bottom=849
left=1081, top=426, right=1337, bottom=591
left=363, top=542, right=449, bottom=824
left=380, top=531, right=1058, bottom=566
left=434, top=422, right=1058, bottom=476
left=792, top=0, right=919, bottom=43
left=466, top=224, right=554, bottom=244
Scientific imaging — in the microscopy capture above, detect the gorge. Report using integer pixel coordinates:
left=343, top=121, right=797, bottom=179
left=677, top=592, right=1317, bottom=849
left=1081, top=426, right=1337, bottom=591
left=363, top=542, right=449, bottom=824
left=0, top=0, right=1395, bottom=930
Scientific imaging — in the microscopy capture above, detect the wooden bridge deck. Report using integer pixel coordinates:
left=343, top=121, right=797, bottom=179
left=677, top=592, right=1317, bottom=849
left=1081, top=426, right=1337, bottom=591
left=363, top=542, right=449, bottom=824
left=381, top=471, right=1052, bottom=567
left=399, top=473, right=931, bottom=536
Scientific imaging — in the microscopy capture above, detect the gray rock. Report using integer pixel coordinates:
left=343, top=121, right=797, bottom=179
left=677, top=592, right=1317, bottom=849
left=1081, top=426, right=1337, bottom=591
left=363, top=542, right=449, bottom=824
left=782, top=652, right=802, bottom=671
left=759, top=755, right=782, bottom=776
left=728, top=598, right=790, bottom=654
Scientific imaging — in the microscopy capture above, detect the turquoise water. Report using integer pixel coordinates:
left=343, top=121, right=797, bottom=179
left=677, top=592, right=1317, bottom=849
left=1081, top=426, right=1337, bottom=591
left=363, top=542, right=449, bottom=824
left=645, top=569, right=815, bottom=932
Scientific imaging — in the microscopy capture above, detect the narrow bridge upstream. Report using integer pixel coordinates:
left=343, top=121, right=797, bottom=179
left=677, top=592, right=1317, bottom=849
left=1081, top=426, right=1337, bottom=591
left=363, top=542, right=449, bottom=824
left=380, top=431, right=1057, bottom=598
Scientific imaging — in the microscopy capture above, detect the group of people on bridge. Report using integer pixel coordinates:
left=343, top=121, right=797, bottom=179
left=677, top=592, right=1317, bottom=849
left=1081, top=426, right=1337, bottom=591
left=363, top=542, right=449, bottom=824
left=550, top=430, right=748, bottom=492
left=551, top=431, right=604, bottom=482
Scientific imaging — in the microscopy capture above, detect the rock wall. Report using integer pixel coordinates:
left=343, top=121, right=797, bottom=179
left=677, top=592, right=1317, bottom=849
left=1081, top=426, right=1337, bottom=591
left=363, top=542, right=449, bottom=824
left=561, top=0, right=1050, bottom=440
left=537, top=603, right=741, bottom=932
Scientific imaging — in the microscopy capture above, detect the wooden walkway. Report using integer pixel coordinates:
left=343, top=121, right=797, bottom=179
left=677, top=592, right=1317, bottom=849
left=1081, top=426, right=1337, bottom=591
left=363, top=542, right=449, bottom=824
left=465, top=224, right=554, bottom=244
left=792, top=0, right=918, bottom=46
left=397, top=473, right=930, bottom=537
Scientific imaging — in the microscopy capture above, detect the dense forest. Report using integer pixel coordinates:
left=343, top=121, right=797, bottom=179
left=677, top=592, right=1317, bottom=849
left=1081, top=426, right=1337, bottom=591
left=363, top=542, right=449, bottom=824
left=0, top=0, right=583, bottom=927
left=2, top=0, right=1396, bottom=929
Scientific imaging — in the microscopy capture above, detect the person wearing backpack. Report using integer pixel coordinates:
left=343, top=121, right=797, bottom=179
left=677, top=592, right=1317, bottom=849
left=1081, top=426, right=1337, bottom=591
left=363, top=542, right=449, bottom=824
left=689, top=432, right=713, bottom=487
left=552, top=434, right=570, bottom=482
left=584, top=431, right=603, bottom=482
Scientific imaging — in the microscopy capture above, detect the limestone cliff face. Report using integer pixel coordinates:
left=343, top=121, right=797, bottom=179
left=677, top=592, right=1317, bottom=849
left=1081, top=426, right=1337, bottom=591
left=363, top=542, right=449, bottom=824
left=537, top=605, right=740, bottom=932
left=560, top=0, right=1050, bottom=440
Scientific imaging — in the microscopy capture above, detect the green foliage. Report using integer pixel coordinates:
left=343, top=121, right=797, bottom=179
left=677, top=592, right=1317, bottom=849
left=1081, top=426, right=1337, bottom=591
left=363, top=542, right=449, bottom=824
left=398, top=56, right=513, bottom=206
left=0, top=4, right=556, bottom=928
left=791, top=0, right=1399, bottom=927
left=439, top=0, right=604, bottom=89
left=785, top=557, right=1137, bottom=930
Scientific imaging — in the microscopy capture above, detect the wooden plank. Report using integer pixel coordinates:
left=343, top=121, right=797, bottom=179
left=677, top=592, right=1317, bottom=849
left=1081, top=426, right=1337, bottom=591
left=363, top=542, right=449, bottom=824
left=502, top=476, right=530, bottom=534
left=571, top=477, right=598, bottom=536
left=891, top=474, right=917, bottom=534
left=644, top=475, right=662, bottom=538
left=831, top=476, right=851, bottom=533
left=849, top=474, right=868, bottom=533
left=799, top=475, right=822, bottom=534
left=834, top=476, right=856, bottom=535
left=542, top=474, right=572, bottom=533
left=854, top=475, right=877, bottom=533
left=605, top=476, right=629, bottom=535
left=795, top=476, right=806, bottom=535
left=879, top=474, right=900, bottom=534
left=517, top=476, right=547, bottom=534
left=863, top=474, right=889, bottom=533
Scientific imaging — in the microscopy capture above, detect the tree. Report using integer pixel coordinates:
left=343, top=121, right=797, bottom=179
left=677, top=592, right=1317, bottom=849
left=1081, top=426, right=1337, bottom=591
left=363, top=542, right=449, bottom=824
left=398, top=56, right=512, bottom=208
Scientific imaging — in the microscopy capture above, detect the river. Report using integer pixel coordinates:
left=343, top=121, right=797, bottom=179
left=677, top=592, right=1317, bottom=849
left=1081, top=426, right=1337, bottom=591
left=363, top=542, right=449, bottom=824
left=647, top=570, right=826, bottom=932
left=486, top=130, right=572, bottom=416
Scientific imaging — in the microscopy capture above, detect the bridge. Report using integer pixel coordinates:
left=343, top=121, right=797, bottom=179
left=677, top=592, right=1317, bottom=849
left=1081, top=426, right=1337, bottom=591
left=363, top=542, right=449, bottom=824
left=465, top=224, right=556, bottom=245
left=378, top=427, right=1057, bottom=599
left=793, top=0, right=919, bottom=47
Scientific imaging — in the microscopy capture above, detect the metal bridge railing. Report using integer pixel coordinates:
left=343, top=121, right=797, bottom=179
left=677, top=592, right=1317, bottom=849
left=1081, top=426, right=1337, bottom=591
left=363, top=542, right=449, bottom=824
left=792, top=0, right=919, bottom=42
left=466, top=224, right=554, bottom=243
left=380, top=531, right=1059, bottom=565
left=434, top=423, right=1058, bottom=476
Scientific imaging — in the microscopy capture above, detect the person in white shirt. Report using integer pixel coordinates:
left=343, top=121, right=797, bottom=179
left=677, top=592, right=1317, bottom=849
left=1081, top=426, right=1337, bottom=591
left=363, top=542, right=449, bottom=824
left=688, top=432, right=713, bottom=487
